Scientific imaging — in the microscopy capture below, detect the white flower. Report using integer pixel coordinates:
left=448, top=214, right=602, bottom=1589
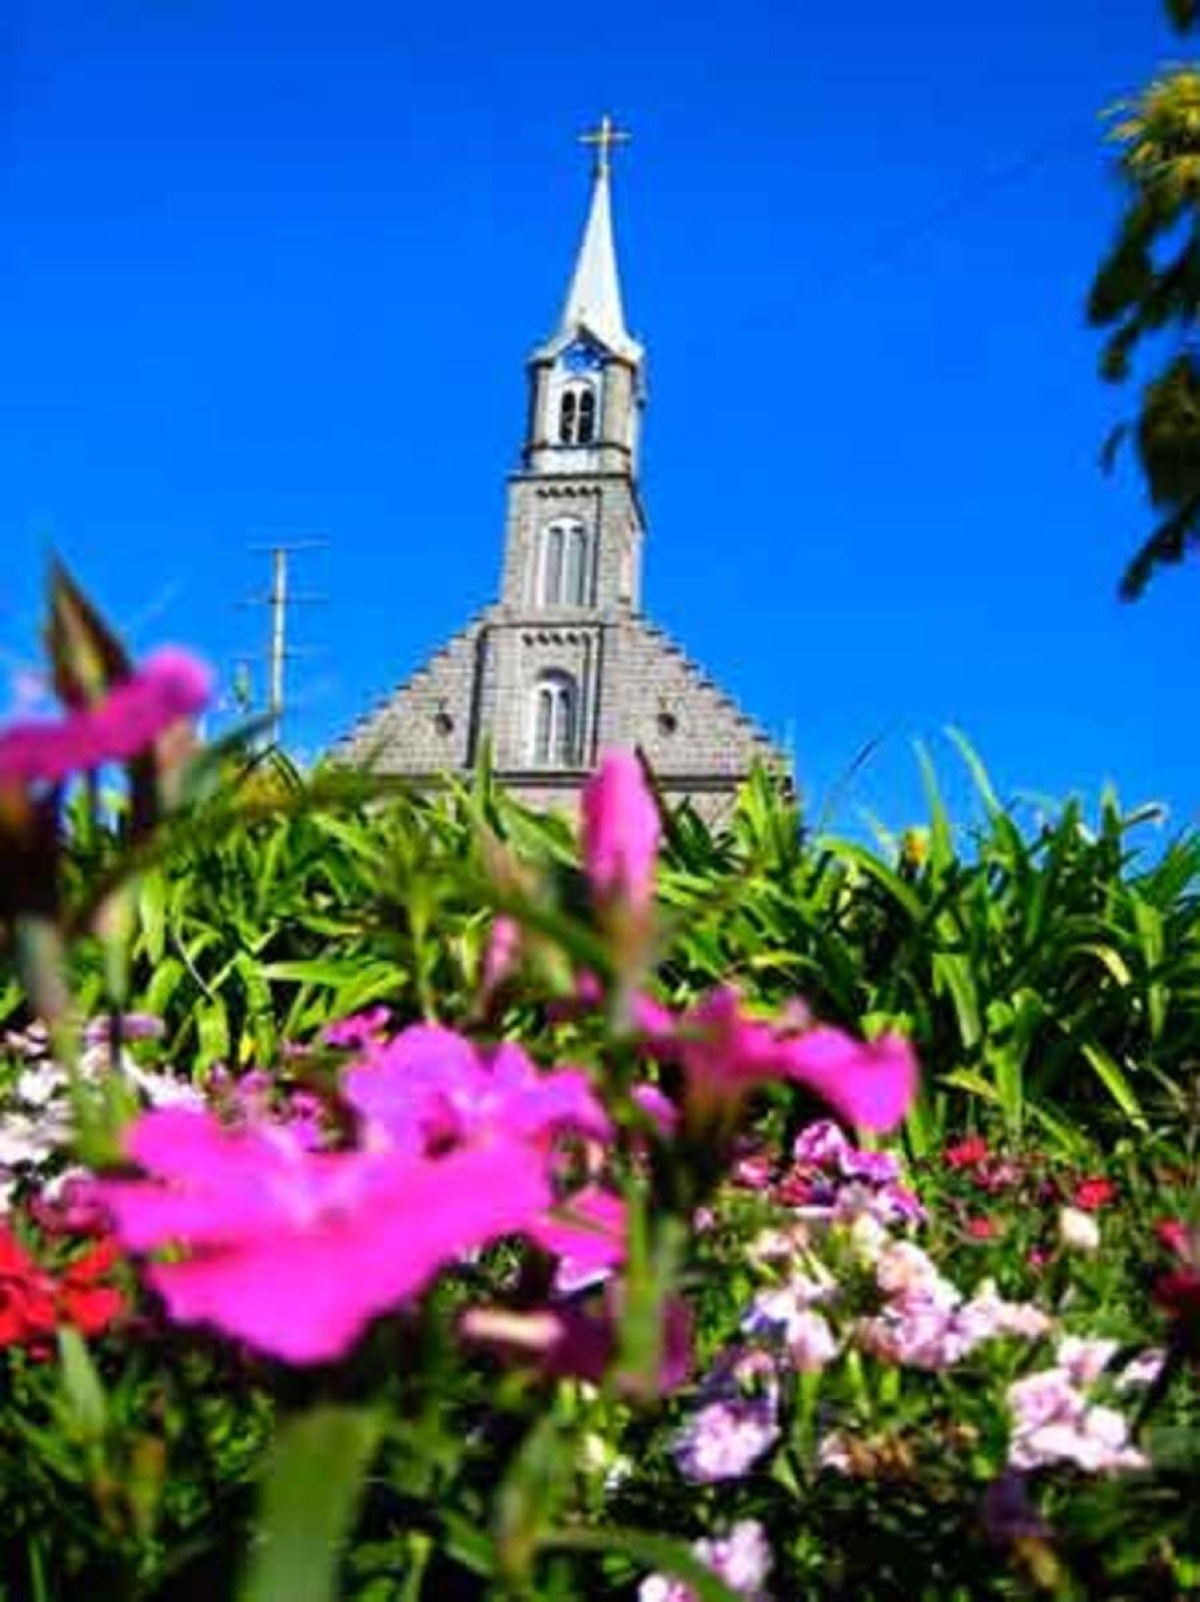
left=1058, top=1206, right=1100, bottom=1253
left=1057, top=1335, right=1118, bottom=1386
left=16, top=1062, right=67, bottom=1106
left=1115, top=1348, right=1166, bottom=1392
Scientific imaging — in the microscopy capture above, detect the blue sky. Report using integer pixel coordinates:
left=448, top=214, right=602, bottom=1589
left=1, top=0, right=1195, bottom=842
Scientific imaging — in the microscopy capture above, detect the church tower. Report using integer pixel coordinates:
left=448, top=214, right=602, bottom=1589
left=337, top=119, right=784, bottom=818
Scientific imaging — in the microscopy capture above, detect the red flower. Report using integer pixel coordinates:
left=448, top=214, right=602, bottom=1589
left=0, top=1229, right=57, bottom=1348
left=1074, top=1176, right=1117, bottom=1212
left=775, top=1170, right=816, bottom=1207
left=55, top=1239, right=126, bottom=1338
left=0, top=1227, right=125, bottom=1352
left=1155, top=1270, right=1200, bottom=1320
left=944, top=1136, right=988, bottom=1171
left=965, top=1215, right=1000, bottom=1241
left=1152, top=1224, right=1200, bottom=1362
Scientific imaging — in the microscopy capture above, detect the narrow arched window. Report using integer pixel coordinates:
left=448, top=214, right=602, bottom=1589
left=564, top=522, right=587, bottom=604
left=541, top=523, right=565, bottom=605
left=558, top=390, right=577, bottom=444
left=558, top=381, right=596, bottom=445
left=577, top=387, right=597, bottom=444
left=539, top=519, right=588, bottom=605
left=531, top=671, right=577, bottom=766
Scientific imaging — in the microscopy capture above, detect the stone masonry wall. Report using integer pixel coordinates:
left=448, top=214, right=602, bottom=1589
left=334, top=613, right=487, bottom=773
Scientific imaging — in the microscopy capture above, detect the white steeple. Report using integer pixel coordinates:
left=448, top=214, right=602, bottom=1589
left=546, top=115, right=641, bottom=363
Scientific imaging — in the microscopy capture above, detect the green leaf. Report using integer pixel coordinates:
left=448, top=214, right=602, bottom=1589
left=1079, top=1040, right=1147, bottom=1126
left=239, top=1406, right=383, bottom=1602
left=57, top=1328, right=107, bottom=1442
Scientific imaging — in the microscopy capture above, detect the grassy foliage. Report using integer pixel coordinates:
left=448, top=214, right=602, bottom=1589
left=8, top=740, right=1198, bottom=1153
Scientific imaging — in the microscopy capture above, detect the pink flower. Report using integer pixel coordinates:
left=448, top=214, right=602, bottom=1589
left=94, top=1108, right=551, bottom=1363
left=965, top=1216, right=1000, bottom=1241
left=480, top=915, right=522, bottom=999
left=1156, top=1218, right=1190, bottom=1257
left=0, top=648, right=211, bottom=783
left=643, top=988, right=917, bottom=1135
left=581, top=750, right=660, bottom=911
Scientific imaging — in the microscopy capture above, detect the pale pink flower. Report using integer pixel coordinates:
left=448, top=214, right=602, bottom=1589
left=958, top=1281, right=1053, bottom=1343
left=673, top=1399, right=780, bottom=1482
left=674, top=1348, right=781, bottom=1482
left=1057, top=1335, right=1118, bottom=1387
left=1006, top=1367, right=1146, bottom=1473
left=0, top=648, right=211, bottom=782
left=780, top=1308, right=837, bottom=1372
left=1115, top=1348, right=1167, bottom=1392
left=581, top=749, right=660, bottom=911
left=640, top=1519, right=773, bottom=1601
left=94, top=1107, right=551, bottom=1363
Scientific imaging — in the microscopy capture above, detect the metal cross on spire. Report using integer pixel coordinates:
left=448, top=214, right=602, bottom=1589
left=579, top=113, right=630, bottom=177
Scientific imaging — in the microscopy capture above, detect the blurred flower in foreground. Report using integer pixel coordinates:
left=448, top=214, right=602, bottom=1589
left=0, top=648, right=211, bottom=784
left=94, top=1108, right=552, bottom=1363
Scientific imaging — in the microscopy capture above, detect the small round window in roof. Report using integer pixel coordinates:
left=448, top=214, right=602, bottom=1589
left=657, top=710, right=678, bottom=737
left=433, top=710, right=454, bottom=737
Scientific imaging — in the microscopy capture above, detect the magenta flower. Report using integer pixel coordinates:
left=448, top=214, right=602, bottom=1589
left=631, top=1082, right=680, bottom=1137
left=94, top=1108, right=551, bottom=1363
left=581, top=749, right=660, bottom=911
left=0, top=648, right=211, bottom=783
left=321, top=1007, right=391, bottom=1049
left=529, top=1184, right=627, bottom=1292
left=643, top=988, right=917, bottom=1134
left=343, top=1024, right=610, bottom=1156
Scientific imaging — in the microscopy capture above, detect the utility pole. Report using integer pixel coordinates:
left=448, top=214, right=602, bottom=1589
left=237, top=540, right=327, bottom=744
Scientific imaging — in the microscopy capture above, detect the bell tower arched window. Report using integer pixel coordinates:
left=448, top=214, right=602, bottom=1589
left=531, top=670, right=578, bottom=766
left=537, top=518, right=589, bottom=606
left=558, top=381, right=597, bottom=445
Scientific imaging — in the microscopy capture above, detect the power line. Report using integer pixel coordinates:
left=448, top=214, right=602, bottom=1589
left=237, top=540, right=328, bottom=742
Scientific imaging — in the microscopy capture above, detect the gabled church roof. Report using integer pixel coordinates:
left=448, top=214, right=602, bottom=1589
left=535, top=131, right=642, bottom=365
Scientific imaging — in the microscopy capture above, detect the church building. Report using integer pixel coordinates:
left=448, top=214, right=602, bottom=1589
left=336, top=119, right=785, bottom=816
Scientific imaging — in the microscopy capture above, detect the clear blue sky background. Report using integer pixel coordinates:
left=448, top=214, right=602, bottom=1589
left=1, top=0, right=1195, bottom=842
